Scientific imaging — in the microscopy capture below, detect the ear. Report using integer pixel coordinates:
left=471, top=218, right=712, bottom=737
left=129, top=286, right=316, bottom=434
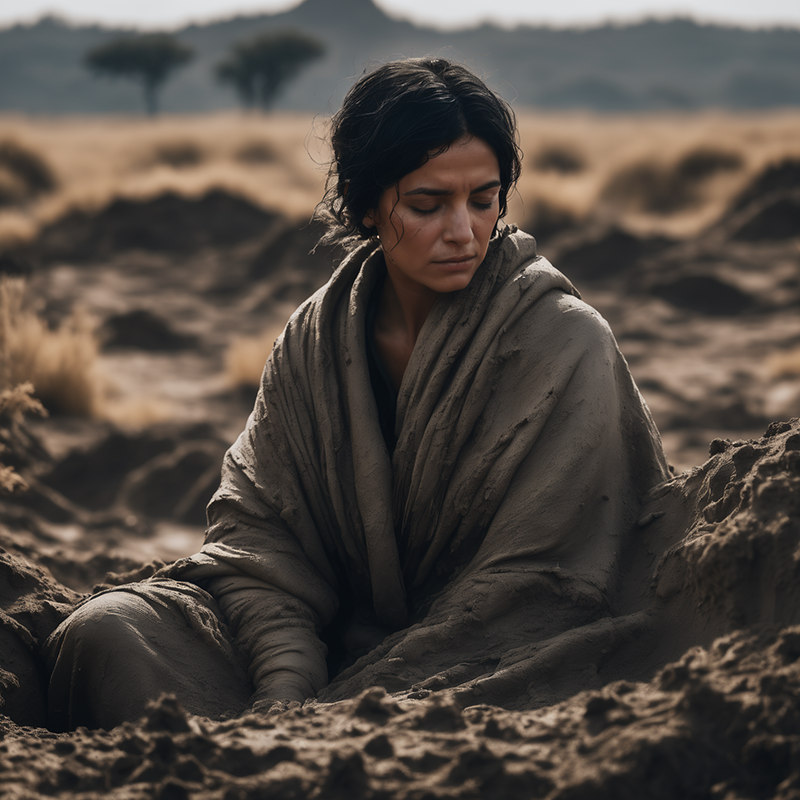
left=363, top=209, right=378, bottom=229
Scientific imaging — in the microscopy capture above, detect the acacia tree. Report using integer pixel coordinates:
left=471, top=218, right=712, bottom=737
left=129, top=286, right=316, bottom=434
left=215, top=30, right=325, bottom=111
left=84, top=34, right=194, bottom=116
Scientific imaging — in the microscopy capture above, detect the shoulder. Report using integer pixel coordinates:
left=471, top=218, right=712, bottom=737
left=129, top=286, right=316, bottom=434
left=507, top=260, right=620, bottom=362
left=540, top=285, right=609, bottom=329
left=488, top=227, right=579, bottom=300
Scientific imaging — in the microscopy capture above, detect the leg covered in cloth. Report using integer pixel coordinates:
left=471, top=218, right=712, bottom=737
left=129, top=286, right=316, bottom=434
left=44, top=579, right=252, bottom=731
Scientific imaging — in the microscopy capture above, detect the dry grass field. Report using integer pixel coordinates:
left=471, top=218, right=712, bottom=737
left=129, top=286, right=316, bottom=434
left=0, top=113, right=329, bottom=249
left=1, top=109, right=799, bottom=247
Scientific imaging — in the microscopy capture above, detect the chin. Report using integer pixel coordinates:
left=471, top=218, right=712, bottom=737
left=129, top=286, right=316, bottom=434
left=434, top=270, right=479, bottom=294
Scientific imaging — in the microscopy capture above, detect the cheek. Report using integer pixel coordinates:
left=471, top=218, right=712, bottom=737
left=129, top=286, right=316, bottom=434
left=480, top=213, right=500, bottom=240
left=396, top=217, right=433, bottom=250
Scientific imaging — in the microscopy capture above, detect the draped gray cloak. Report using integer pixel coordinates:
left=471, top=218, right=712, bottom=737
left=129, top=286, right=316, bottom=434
left=164, top=226, right=671, bottom=710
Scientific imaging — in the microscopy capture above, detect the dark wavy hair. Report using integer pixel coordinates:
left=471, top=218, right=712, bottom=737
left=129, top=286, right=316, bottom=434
left=317, top=58, right=522, bottom=247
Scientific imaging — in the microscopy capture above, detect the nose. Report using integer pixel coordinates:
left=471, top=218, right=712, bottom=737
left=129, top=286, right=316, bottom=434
left=443, top=204, right=473, bottom=244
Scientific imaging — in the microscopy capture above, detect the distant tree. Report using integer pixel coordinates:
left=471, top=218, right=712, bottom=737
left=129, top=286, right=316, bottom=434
left=83, top=34, right=194, bottom=116
left=215, top=30, right=325, bottom=111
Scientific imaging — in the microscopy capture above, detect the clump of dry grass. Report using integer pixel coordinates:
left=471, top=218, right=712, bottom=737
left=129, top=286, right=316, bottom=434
left=0, top=277, right=173, bottom=426
left=766, top=347, right=800, bottom=380
left=0, top=381, right=46, bottom=494
left=224, top=321, right=286, bottom=391
left=0, top=137, right=57, bottom=207
left=0, top=276, right=102, bottom=416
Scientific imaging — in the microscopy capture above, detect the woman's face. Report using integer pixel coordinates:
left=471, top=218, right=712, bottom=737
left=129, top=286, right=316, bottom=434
left=364, top=135, right=501, bottom=298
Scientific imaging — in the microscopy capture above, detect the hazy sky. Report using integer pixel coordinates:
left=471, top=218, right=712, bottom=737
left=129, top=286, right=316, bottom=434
left=2, top=0, right=799, bottom=30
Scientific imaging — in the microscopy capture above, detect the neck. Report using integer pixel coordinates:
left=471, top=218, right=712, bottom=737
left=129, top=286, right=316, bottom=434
left=380, top=260, right=438, bottom=348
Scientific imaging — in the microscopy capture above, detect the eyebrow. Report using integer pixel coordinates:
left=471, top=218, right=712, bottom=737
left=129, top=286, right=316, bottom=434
left=403, top=179, right=502, bottom=197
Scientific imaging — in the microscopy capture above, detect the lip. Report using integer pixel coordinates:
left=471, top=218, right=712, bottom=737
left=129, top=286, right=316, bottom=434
left=433, top=255, right=476, bottom=270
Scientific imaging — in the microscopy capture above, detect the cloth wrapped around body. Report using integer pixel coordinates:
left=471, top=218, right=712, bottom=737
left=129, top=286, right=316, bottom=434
left=46, top=227, right=670, bottom=726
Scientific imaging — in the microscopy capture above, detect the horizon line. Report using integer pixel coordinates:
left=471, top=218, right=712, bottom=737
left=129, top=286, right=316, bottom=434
left=2, top=5, right=800, bottom=35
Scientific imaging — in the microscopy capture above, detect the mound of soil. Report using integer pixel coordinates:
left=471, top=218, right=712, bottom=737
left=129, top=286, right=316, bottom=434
left=100, top=309, right=199, bottom=352
left=708, top=157, right=800, bottom=243
left=10, top=427, right=225, bottom=529
left=639, top=419, right=800, bottom=655
left=121, top=439, right=225, bottom=526
left=649, top=273, right=755, bottom=315
left=34, top=190, right=281, bottom=262
left=727, top=189, right=800, bottom=242
left=0, top=549, right=78, bottom=727
left=729, top=157, right=800, bottom=215
left=522, top=199, right=579, bottom=246
left=544, top=225, right=674, bottom=282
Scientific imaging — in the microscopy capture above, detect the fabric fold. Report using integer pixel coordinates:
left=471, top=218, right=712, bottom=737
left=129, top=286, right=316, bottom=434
left=161, top=226, right=670, bottom=706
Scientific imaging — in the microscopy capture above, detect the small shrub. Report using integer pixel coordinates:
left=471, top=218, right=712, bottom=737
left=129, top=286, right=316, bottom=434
left=0, top=277, right=101, bottom=416
left=150, top=140, right=205, bottom=169
left=234, top=140, right=278, bottom=164
left=0, top=138, right=57, bottom=205
left=532, top=144, right=585, bottom=174
left=0, top=381, right=45, bottom=420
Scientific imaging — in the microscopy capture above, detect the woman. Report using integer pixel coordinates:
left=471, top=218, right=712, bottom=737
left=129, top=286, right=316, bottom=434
left=45, top=58, right=669, bottom=730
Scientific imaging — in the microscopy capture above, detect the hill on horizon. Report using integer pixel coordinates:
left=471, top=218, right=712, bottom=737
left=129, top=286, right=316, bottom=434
left=2, top=0, right=800, bottom=113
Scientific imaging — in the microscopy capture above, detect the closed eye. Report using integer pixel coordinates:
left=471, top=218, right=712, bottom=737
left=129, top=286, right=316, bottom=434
left=472, top=191, right=499, bottom=210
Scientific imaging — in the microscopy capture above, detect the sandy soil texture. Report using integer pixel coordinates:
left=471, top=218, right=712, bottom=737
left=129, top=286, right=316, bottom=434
left=0, top=116, right=799, bottom=797
left=2, top=622, right=800, bottom=800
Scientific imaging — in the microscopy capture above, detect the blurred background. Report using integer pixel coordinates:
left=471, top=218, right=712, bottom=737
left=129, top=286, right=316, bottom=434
left=1, top=0, right=799, bottom=590
left=3, top=0, right=800, bottom=113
